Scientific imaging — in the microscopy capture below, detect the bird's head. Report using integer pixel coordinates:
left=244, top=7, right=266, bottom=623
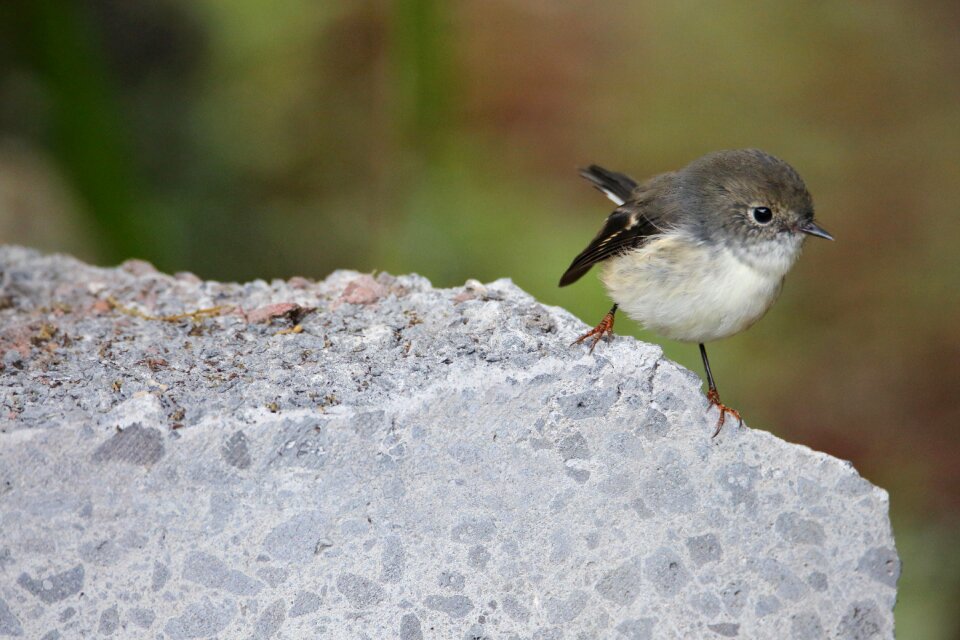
left=678, top=148, right=832, bottom=275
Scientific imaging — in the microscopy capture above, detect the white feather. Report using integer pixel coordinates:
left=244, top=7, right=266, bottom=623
left=601, top=232, right=801, bottom=343
left=599, top=188, right=625, bottom=206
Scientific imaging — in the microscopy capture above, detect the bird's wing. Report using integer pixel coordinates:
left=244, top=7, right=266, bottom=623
left=558, top=203, right=666, bottom=287
left=560, top=168, right=677, bottom=288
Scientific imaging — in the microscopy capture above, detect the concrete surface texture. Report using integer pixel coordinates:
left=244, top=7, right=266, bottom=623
left=0, top=246, right=898, bottom=638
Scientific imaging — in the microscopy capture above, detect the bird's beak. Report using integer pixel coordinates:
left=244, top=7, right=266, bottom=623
left=800, top=221, right=834, bottom=241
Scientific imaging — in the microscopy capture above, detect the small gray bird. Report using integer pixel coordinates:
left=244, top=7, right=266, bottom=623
left=560, top=149, right=832, bottom=436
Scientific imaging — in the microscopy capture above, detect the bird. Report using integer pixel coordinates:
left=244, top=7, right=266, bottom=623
left=559, top=149, right=833, bottom=436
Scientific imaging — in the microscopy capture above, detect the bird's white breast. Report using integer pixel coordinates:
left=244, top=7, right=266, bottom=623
left=601, top=234, right=791, bottom=342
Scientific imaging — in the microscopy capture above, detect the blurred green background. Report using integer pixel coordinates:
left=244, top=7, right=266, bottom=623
left=2, top=1, right=959, bottom=636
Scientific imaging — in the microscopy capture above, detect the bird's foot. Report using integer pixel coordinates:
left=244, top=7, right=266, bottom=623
left=706, top=388, right=742, bottom=438
left=571, top=310, right=616, bottom=354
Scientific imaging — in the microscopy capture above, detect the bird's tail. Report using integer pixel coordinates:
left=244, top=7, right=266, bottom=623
left=578, top=165, right=638, bottom=206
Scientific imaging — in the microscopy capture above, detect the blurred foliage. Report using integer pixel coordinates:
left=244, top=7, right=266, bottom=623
left=1, top=1, right=959, bottom=636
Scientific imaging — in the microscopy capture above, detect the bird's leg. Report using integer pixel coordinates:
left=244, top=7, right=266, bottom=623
left=572, top=304, right=618, bottom=354
left=699, top=343, right=742, bottom=437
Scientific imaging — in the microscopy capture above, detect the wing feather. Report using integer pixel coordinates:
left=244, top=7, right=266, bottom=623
left=559, top=207, right=662, bottom=286
left=560, top=167, right=673, bottom=287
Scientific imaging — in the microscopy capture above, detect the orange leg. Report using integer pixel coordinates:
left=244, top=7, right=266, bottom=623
left=706, top=387, right=743, bottom=437
left=572, top=304, right=618, bottom=354
left=699, top=343, right=743, bottom=437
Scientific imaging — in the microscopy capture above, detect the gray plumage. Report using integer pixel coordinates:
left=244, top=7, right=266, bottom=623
left=560, top=149, right=818, bottom=288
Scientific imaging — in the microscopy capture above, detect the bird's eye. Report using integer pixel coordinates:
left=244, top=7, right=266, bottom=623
left=751, top=206, right=773, bottom=224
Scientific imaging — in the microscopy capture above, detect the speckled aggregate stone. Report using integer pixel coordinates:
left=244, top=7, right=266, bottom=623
left=0, top=246, right=898, bottom=638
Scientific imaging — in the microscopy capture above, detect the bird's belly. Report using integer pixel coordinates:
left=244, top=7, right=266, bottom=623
left=601, top=237, right=784, bottom=343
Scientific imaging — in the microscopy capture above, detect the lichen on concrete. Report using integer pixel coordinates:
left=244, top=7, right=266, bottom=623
left=0, top=246, right=898, bottom=638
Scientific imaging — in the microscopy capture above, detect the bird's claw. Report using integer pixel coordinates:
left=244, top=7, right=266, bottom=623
left=706, top=388, right=742, bottom=437
left=571, top=311, right=616, bottom=354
